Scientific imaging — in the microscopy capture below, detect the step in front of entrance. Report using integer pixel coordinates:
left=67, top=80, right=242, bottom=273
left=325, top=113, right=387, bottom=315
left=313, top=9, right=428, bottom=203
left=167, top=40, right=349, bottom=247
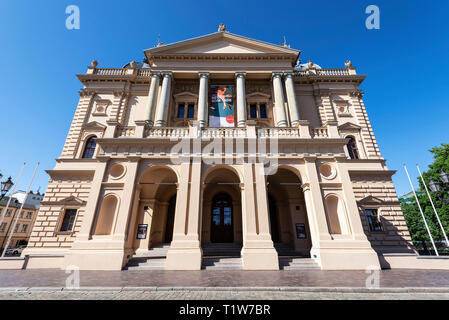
left=278, top=257, right=321, bottom=270
left=201, top=257, right=243, bottom=270
left=202, top=243, right=242, bottom=257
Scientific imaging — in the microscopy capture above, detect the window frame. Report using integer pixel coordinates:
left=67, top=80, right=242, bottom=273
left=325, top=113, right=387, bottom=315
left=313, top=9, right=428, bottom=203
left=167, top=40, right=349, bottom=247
left=82, top=135, right=97, bottom=159
left=364, top=207, right=384, bottom=233
left=346, top=136, right=359, bottom=160
left=56, top=207, right=80, bottom=235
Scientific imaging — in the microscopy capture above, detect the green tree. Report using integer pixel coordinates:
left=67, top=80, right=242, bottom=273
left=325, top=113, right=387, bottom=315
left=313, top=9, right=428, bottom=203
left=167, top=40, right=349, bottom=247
left=401, top=143, right=449, bottom=253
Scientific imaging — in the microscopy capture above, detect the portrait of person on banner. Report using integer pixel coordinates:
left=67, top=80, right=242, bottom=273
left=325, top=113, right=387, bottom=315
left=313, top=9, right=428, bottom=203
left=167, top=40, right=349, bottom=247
left=209, top=85, right=235, bottom=127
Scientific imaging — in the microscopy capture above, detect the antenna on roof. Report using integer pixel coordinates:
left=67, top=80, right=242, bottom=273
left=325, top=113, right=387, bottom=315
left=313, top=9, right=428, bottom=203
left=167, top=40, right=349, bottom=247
left=280, top=36, right=290, bottom=48
left=155, top=34, right=165, bottom=47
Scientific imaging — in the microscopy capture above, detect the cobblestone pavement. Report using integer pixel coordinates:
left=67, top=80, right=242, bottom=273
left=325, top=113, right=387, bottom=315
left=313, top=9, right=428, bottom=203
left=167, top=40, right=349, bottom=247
left=1, top=288, right=449, bottom=300
left=1, top=269, right=449, bottom=288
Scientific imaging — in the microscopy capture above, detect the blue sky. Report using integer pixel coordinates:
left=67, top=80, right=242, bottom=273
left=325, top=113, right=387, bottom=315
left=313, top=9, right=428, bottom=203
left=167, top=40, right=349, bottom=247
left=0, top=0, right=448, bottom=196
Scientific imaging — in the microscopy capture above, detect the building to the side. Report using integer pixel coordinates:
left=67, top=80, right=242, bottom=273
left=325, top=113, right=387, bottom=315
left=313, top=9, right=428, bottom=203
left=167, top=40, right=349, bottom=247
left=0, top=192, right=41, bottom=252
left=16, top=27, right=447, bottom=271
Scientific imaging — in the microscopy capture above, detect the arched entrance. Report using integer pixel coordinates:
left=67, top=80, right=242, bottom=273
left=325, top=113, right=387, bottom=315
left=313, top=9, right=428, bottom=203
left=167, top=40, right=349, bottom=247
left=201, top=166, right=243, bottom=247
left=211, top=193, right=234, bottom=243
left=267, top=167, right=312, bottom=256
left=133, top=166, right=178, bottom=254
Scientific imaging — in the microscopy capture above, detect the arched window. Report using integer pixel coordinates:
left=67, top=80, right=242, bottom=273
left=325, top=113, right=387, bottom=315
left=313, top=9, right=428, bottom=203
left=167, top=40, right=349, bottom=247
left=82, top=136, right=97, bottom=159
left=346, top=137, right=359, bottom=159
left=94, top=194, right=118, bottom=235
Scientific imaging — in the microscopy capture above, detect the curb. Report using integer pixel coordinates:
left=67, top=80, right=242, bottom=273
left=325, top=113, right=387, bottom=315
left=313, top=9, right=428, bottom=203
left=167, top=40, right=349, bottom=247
left=0, top=286, right=448, bottom=293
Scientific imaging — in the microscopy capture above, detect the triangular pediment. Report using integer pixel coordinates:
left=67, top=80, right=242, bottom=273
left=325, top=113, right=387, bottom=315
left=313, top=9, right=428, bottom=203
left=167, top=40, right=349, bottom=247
left=359, top=195, right=384, bottom=205
left=145, top=32, right=300, bottom=56
left=41, top=196, right=87, bottom=206
left=338, top=122, right=361, bottom=131
left=82, top=121, right=107, bottom=130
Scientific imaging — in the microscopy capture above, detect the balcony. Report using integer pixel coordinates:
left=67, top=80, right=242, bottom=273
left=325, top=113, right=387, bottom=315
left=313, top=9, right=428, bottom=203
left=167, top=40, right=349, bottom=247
left=113, top=121, right=339, bottom=140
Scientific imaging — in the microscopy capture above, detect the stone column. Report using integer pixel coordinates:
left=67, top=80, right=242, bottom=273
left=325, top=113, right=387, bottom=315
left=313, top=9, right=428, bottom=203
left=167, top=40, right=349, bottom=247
left=197, top=72, right=209, bottom=127
left=240, top=162, right=279, bottom=270
left=143, top=72, right=160, bottom=126
left=284, top=72, right=300, bottom=127
left=154, top=71, right=173, bottom=127
left=165, top=160, right=202, bottom=270
left=134, top=200, right=155, bottom=256
left=235, top=72, right=247, bottom=127
left=272, top=72, right=288, bottom=127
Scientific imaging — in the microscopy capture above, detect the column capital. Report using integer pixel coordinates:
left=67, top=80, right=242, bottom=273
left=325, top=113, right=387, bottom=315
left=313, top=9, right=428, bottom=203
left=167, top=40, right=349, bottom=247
left=235, top=72, right=246, bottom=79
left=161, top=71, right=173, bottom=78
left=284, top=72, right=294, bottom=78
left=150, top=71, right=161, bottom=78
left=271, top=72, right=283, bottom=80
left=198, top=72, right=210, bottom=79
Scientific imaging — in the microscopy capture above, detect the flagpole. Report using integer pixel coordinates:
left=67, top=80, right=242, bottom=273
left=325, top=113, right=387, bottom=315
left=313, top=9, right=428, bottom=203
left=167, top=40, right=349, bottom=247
left=416, top=164, right=449, bottom=247
left=1, top=162, right=39, bottom=258
left=0, top=162, right=26, bottom=229
left=403, top=164, right=439, bottom=256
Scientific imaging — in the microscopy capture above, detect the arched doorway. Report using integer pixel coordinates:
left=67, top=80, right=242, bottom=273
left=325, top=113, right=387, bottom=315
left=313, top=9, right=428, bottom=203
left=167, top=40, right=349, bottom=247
left=211, top=193, right=234, bottom=243
left=201, top=166, right=243, bottom=246
left=164, top=194, right=176, bottom=243
left=133, top=166, right=178, bottom=253
left=267, top=167, right=312, bottom=256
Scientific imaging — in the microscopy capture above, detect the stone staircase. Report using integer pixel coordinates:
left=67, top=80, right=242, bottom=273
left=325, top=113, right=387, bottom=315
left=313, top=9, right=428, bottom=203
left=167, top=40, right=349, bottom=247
left=202, top=243, right=242, bottom=257
left=202, top=257, right=243, bottom=270
left=124, top=244, right=169, bottom=270
left=278, top=257, right=320, bottom=270
left=274, top=243, right=320, bottom=270
left=201, top=243, right=243, bottom=270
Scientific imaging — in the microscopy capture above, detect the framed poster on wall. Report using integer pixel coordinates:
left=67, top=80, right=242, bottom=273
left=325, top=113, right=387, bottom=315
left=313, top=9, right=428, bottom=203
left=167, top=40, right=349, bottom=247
left=136, top=224, right=148, bottom=239
left=295, top=223, right=307, bottom=239
left=209, top=85, right=235, bottom=127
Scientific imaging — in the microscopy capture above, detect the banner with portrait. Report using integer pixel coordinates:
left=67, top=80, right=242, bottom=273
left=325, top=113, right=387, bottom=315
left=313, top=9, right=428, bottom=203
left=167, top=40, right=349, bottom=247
left=209, top=85, right=235, bottom=127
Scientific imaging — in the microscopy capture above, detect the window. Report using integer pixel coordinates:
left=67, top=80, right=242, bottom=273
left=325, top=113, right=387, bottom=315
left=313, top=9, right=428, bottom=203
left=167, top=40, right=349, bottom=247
left=176, top=102, right=195, bottom=119
left=21, top=224, right=28, bottom=233
left=365, top=209, right=383, bottom=232
left=82, top=136, right=97, bottom=159
left=187, top=104, right=195, bottom=118
left=177, top=104, right=185, bottom=118
left=347, top=137, right=359, bottom=159
left=259, top=104, right=267, bottom=118
left=14, top=224, right=19, bottom=233
left=247, top=102, right=269, bottom=119
left=60, top=209, right=77, bottom=232
left=26, top=212, right=32, bottom=219
left=5, top=209, right=12, bottom=217
left=0, top=223, right=7, bottom=232
left=250, top=104, right=258, bottom=118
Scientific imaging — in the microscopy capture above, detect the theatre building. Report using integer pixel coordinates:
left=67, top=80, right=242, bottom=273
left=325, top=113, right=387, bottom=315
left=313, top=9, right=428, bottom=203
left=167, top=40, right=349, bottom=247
left=18, top=27, right=437, bottom=271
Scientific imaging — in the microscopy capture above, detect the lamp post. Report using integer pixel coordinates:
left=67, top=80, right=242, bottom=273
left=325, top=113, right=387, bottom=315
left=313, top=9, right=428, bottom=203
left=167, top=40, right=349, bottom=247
left=428, top=170, right=449, bottom=204
left=0, top=177, right=14, bottom=201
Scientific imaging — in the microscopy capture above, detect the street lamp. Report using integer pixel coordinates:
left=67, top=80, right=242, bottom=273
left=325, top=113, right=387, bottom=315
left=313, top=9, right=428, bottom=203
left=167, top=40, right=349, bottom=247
left=0, top=177, right=14, bottom=200
left=427, top=171, right=449, bottom=204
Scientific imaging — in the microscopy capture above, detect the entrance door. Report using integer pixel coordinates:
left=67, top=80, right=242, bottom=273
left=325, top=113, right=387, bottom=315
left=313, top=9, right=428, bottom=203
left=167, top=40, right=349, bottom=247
left=211, top=193, right=234, bottom=243
left=164, top=195, right=176, bottom=243
left=268, top=195, right=281, bottom=243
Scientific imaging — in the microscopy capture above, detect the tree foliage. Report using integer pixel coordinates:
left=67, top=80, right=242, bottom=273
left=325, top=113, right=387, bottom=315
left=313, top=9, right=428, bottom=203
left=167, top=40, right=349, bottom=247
left=401, top=143, right=449, bottom=245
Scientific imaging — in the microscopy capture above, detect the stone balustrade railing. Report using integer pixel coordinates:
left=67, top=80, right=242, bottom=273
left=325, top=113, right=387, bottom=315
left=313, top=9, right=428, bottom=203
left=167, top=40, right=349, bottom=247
left=316, top=69, right=350, bottom=76
left=93, top=68, right=127, bottom=76
left=145, top=127, right=190, bottom=138
left=90, top=68, right=354, bottom=77
left=137, top=69, right=151, bottom=77
left=117, top=126, right=136, bottom=137
left=311, top=127, right=329, bottom=138
left=201, top=127, right=247, bottom=138
left=115, top=125, right=331, bottom=139
left=258, top=127, right=301, bottom=138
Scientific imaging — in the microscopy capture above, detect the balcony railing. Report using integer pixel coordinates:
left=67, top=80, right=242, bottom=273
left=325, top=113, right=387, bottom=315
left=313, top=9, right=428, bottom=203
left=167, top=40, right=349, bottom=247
left=112, top=125, right=333, bottom=139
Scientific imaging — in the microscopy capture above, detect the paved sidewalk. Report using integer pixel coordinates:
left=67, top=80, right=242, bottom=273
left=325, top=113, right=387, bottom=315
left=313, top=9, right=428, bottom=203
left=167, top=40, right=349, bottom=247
left=1, top=269, right=449, bottom=288
left=0, top=287, right=449, bottom=300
